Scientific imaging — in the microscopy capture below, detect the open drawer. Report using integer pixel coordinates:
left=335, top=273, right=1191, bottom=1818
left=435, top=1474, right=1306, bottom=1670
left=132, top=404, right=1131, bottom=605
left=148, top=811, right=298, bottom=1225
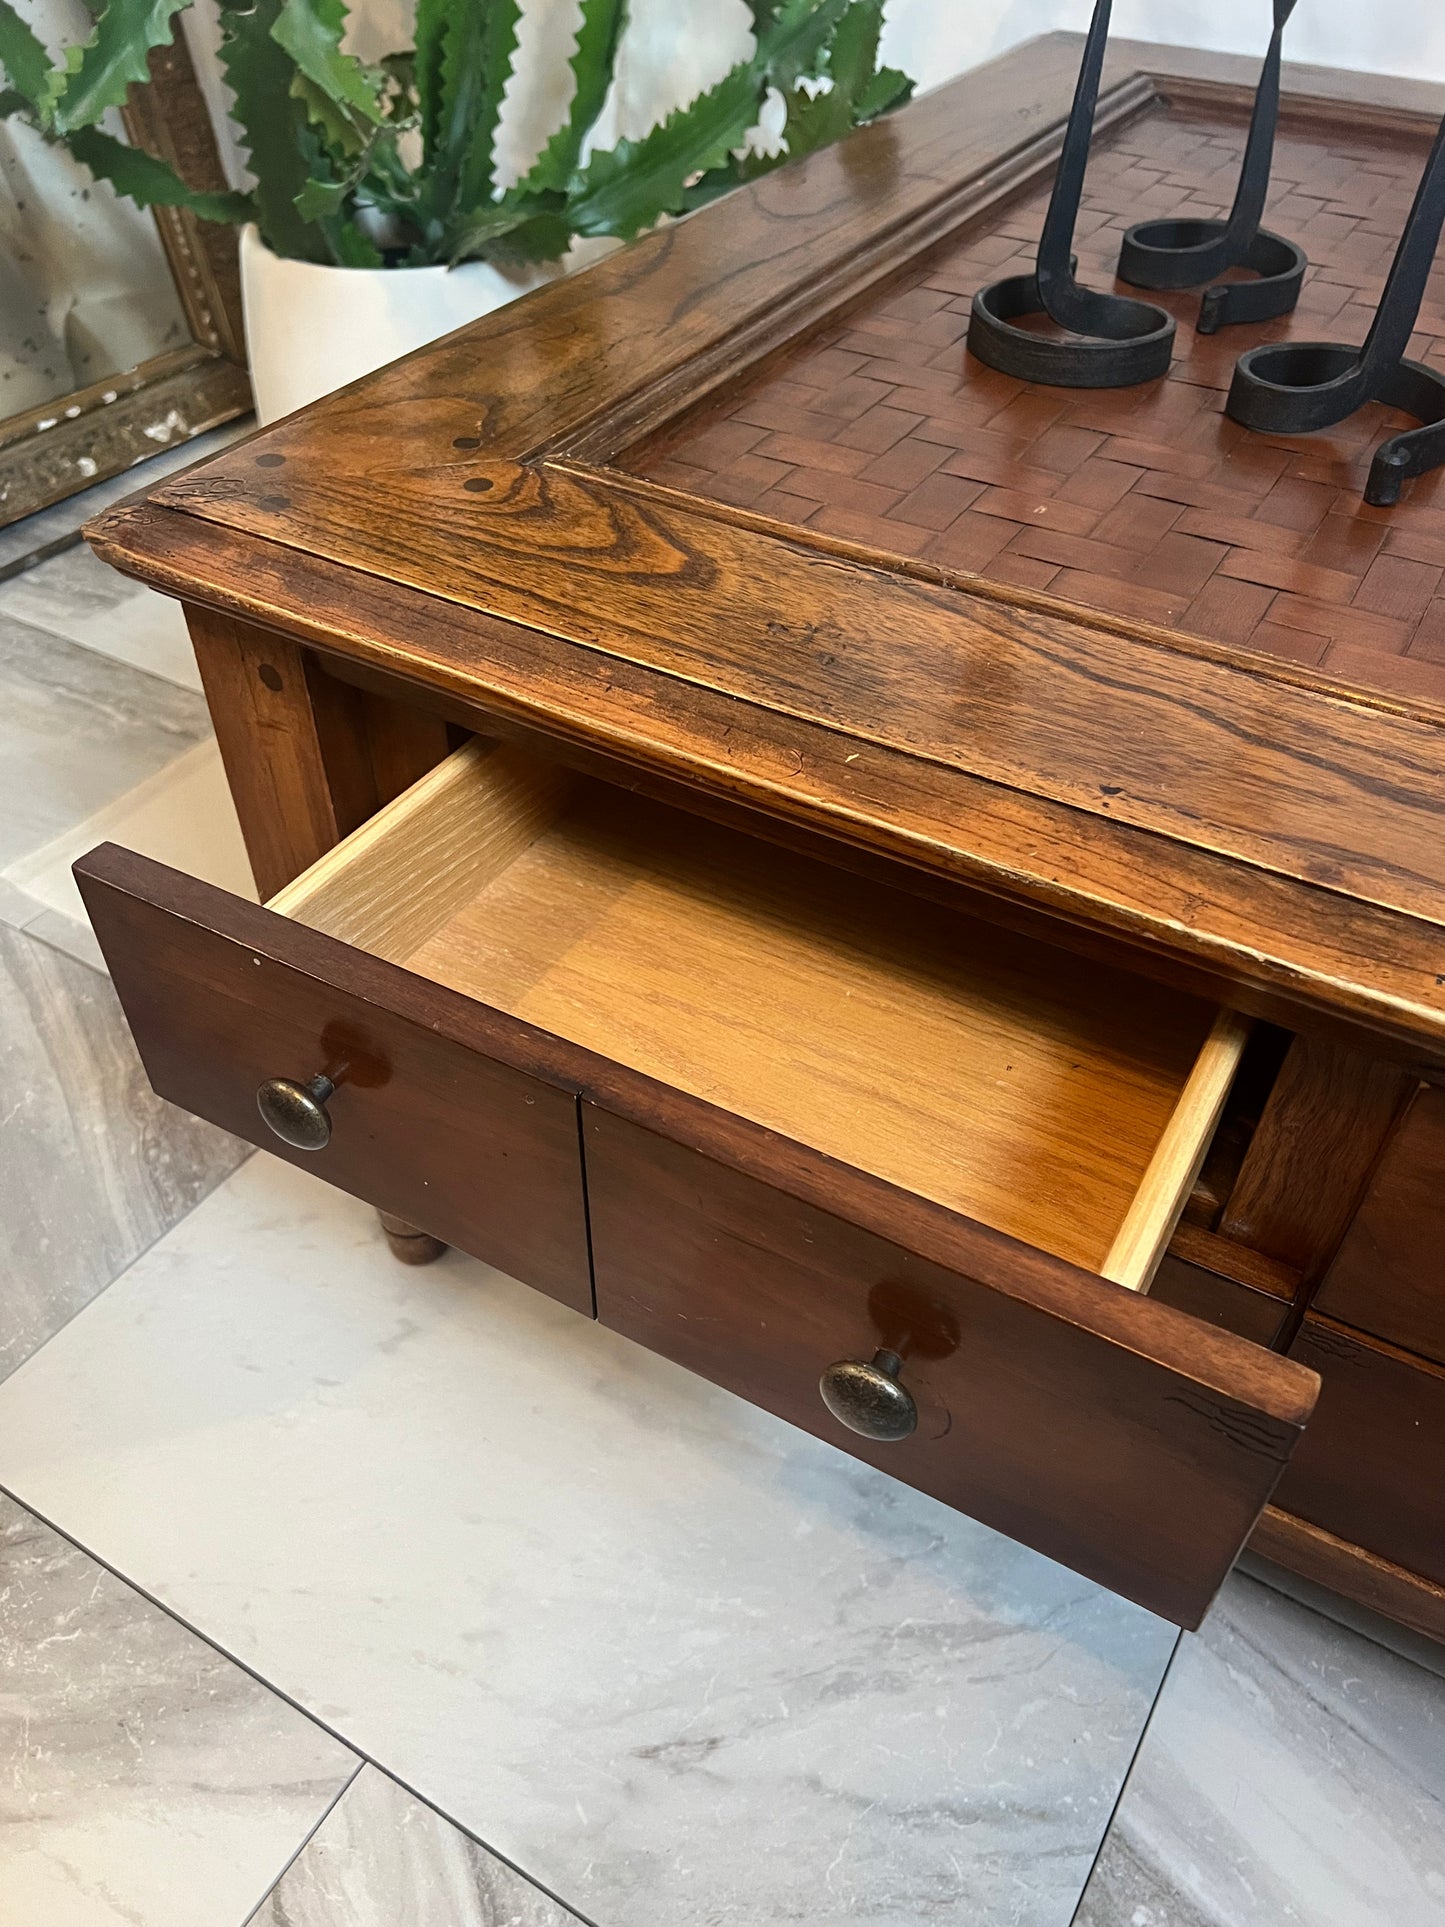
left=76, top=736, right=1318, bottom=1626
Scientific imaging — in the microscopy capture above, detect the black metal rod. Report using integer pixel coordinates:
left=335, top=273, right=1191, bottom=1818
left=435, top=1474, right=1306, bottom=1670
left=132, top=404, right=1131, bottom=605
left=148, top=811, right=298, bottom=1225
left=1220, top=0, right=1296, bottom=255
left=1117, top=0, right=1304, bottom=331
left=1358, top=112, right=1445, bottom=378
left=967, top=0, right=1174, bottom=389
left=1227, top=108, right=1445, bottom=505
left=1035, top=0, right=1114, bottom=334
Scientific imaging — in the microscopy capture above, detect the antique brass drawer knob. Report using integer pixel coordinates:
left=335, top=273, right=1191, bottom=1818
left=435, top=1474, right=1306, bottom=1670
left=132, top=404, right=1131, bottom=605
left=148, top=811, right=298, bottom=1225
left=819, top=1349, right=918, bottom=1442
left=256, top=1074, right=336, bottom=1151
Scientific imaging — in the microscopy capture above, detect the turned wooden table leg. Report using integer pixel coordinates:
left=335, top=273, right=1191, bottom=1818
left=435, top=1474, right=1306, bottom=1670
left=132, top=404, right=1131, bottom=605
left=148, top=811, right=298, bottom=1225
left=377, top=1211, right=448, bottom=1266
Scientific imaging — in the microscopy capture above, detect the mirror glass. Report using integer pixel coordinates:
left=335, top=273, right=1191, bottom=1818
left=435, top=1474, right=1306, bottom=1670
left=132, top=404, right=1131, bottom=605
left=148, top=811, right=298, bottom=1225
left=1, top=0, right=190, bottom=422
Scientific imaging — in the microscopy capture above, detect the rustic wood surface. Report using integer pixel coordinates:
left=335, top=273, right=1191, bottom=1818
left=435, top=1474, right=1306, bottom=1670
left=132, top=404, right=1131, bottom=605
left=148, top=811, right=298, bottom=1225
left=584, top=1104, right=1317, bottom=1628
left=185, top=608, right=451, bottom=897
left=184, top=608, right=357, bottom=897
left=1250, top=1506, right=1445, bottom=1645
left=376, top=1210, right=447, bottom=1266
left=1311, top=1082, right=1445, bottom=1365
left=633, top=107, right=1445, bottom=699
left=74, top=37, right=1445, bottom=1631
left=1218, top=1033, right=1418, bottom=1273
left=149, top=450, right=1445, bottom=936
left=1150, top=1252, right=1291, bottom=1347
left=1152, top=1220, right=1299, bottom=1346
left=90, top=495, right=1445, bottom=1064
left=86, top=42, right=1445, bottom=1062
left=1279, top=1315, right=1445, bottom=1590
left=1167, top=1219, right=1302, bottom=1300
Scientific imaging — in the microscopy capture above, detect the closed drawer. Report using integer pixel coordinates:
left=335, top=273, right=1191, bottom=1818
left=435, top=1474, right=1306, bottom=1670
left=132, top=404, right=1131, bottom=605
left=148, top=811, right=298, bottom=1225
left=1311, top=1082, right=1445, bottom=1366
left=78, top=737, right=1317, bottom=1626
left=1277, top=1317, right=1445, bottom=1589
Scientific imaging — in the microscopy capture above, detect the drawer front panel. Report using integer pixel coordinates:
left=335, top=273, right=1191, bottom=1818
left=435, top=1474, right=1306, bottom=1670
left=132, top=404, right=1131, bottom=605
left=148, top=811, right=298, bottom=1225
left=1311, top=1083, right=1445, bottom=1366
left=77, top=845, right=593, bottom=1314
left=584, top=1104, right=1318, bottom=1628
left=1277, top=1317, right=1445, bottom=1588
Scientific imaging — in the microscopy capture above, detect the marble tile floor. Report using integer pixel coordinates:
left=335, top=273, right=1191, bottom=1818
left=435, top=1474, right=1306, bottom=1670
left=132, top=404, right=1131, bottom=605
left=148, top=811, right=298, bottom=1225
left=3, top=1470, right=590, bottom=1927
left=0, top=599, right=209, bottom=876
left=0, top=1155, right=1180, bottom=1927
left=0, top=1489, right=357, bottom=1927
left=1072, top=1573, right=1445, bottom=1927
left=250, top=1767, right=589, bottom=1927
left=0, top=511, right=256, bottom=977
left=0, top=920, right=247, bottom=1382
left=0, top=542, right=204, bottom=692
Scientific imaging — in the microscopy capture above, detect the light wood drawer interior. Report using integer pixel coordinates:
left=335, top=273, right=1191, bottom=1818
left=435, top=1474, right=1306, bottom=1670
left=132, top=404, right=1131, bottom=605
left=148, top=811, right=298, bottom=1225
left=272, top=738, right=1247, bottom=1283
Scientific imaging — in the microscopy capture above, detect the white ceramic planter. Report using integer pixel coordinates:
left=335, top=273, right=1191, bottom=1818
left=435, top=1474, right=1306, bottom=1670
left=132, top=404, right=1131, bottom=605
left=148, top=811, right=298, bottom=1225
left=239, top=224, right=564, bottom=424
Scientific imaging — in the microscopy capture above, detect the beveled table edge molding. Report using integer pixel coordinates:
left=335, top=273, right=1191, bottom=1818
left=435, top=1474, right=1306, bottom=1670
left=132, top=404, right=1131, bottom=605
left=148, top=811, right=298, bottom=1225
left=85, top=37, right=1445, bottom=1063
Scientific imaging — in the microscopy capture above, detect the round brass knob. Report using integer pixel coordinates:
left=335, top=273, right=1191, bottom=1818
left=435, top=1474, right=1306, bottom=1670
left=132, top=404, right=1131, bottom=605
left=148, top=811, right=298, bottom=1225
left=256, top=1073, right=335, bottom=1151
left=819, top=1348, right=918, bottom=1442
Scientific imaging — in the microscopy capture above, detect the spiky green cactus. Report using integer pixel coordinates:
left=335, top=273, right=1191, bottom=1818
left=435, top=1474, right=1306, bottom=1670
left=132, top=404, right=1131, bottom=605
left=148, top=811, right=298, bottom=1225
left=0, top=0, right=913, bottom=267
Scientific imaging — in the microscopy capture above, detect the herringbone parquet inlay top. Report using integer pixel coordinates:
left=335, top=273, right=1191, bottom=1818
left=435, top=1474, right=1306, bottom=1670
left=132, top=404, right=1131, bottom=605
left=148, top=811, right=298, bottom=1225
left=626, top=107, right=1445, bottom=704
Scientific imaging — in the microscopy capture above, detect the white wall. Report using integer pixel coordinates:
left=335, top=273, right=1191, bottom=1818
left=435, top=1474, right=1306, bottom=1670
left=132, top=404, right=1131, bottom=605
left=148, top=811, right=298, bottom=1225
left=878, top=0, right=1445, bottom=94
left=1109, top=0, right=1445, bottom=83
left=186, top=0, right=1445, bottom=202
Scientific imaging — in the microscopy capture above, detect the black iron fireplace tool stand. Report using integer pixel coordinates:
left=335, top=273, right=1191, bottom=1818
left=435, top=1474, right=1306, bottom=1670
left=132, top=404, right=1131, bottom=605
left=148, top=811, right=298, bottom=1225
left=1117, top=0, right=1305, bottom=332
left=967, top=0, right=1175, bottom=388
left=1228, top=111, right=1445, bottom=506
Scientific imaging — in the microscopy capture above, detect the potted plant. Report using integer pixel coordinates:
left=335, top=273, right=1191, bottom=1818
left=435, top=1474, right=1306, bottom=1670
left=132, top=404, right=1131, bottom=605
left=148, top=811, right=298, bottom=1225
left=0, top=0, right=912, bottom=420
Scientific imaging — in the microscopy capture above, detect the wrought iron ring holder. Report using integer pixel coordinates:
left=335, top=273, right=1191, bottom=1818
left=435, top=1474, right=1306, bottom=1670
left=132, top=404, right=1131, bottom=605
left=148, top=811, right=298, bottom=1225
left=967, top=0, right=1175, bottom=388
left=1228, top=112, right=1445, bottom=506
left=1117, top=0, right=1305, bottom=332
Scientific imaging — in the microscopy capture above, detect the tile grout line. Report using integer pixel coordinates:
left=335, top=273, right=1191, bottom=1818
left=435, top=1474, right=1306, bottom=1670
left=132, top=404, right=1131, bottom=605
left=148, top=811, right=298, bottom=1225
left=0, top=882, right=105, bottom=974
left=0, top=1473, right=603, bottom=1927
left=0, top=1147, right=256, bottom=1389
left=0, top=526, right=85, bottom=585
left=239, top=1755, right=368, bottom=1927
left=0, top=588, right=205, bottom=695
left=0, top=597, right=204, bottom=697
left=1065, top=1621, right=1185, bottom=1927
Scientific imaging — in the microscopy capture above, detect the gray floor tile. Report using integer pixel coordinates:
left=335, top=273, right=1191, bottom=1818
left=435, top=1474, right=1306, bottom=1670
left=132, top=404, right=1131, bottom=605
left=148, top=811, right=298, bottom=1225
left=21, top=906, right=109, bottom=973
left=0, top=923, right=248, bottom=1381
left=0, top=608, right=208, bottom=869
left=1073, top=1572, right=1445, bottom=1927
left=0, top=1154, right=1178, bottom=1927
left=250, top=1768, right=585, bottom=1927
left=0, top=542, right=136, bottom=628
left=2, top=738, right=255, bottom=937
left=0, top=873, right=38, bottom=931
left=0, top=1491, right=358, bottom=1927
left=0, top=546, right=201, bottom=691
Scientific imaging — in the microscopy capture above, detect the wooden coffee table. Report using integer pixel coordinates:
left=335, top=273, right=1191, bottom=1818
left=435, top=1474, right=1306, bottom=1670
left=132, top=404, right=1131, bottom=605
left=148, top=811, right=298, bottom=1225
left=79, top=35, right=1445, bottom=1640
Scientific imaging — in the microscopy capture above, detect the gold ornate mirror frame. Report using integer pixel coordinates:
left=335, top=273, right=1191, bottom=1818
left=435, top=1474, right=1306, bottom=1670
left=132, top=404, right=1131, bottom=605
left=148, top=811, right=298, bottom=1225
left=0, top=33, right=250, bottom=530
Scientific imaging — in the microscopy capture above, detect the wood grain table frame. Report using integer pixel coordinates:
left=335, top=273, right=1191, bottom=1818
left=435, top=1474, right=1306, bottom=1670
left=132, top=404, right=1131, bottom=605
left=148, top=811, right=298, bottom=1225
left=84, top=35, right=1445, bottom=1638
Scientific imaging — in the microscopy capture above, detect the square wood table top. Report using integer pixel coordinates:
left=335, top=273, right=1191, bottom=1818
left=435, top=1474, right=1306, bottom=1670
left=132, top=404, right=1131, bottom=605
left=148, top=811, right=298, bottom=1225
left=90, top=34, right=1445, bottom=1064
